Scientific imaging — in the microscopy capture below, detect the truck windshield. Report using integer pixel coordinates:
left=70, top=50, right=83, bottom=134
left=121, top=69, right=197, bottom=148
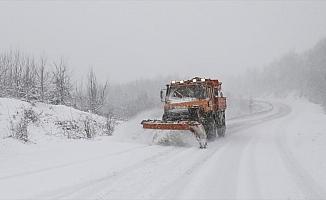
left=167, top=85, right=207, bottom=102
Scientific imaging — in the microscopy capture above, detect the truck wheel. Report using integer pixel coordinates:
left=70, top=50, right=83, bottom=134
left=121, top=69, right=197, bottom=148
left=217, top=111, right=226, bottom=137
left=217, top=126, right=226, bottom=137
left=205, top=119, right=217, bottom=140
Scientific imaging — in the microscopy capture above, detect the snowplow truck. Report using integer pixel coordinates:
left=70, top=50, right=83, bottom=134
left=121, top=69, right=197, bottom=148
left=141, top=77, right=226, bottom=148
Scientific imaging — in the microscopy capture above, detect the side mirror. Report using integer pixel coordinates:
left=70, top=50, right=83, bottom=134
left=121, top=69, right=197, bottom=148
left=160, top=89, right=166, bottom=102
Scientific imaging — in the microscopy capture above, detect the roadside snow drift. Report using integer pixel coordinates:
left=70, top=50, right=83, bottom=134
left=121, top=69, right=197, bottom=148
left=0, top=98, right=110, bottom=145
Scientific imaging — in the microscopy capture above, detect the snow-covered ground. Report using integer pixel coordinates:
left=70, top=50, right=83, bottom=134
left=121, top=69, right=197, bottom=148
left=0, top=98, right=110, bottom=145
left=0, top=97, right=326, bottom=199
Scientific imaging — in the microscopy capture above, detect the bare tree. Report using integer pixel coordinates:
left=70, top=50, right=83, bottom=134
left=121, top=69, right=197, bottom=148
left=0, top=50, right=115, bottom=116
left=51, top=58, right=72, bottom=105
left=73, top=80, right=86, bottom=110
left=38, top=56, right=49, bottom=102
left=86, top=67, right=108, bottom=114
left=22, top=56, right=39, bottom=101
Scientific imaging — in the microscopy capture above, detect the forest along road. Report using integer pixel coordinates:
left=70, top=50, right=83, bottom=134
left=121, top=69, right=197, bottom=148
left=1, top=101, right=325, bottom=200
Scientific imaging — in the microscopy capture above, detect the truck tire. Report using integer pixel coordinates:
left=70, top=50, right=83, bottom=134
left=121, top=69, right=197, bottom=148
left=217, top=125, right=226, bottom=137
left=206, top=122, right=217, bottom=140
left=203, top=114, right=217, bottom=140
left=217, top=111, right=226, bottom=137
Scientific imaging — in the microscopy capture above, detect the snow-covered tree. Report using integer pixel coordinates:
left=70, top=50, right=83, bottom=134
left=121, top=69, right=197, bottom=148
left=86, top=67, right=108, bottom=114
left=50, top=58, right=72, bottom=105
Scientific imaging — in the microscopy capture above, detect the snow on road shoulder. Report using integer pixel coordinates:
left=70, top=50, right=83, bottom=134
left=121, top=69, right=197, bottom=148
left=0, top=97, right=111, bottom=155
left=278, top=97, right=326, bottom=195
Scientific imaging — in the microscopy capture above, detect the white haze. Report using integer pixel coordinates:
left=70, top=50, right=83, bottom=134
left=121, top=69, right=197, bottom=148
left=1, top=1, right=326, bottom=83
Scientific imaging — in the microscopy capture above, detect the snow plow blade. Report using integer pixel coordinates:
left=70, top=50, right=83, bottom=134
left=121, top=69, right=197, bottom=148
left=141, top=120, right=196, bottom=130
left=141, top=120, right=207, bottom=148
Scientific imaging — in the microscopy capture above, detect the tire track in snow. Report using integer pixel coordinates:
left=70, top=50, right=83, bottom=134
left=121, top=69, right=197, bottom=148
left=228, top=100, right=274, bottom=121
left=227, top=102, right=291, bottom=134
left=34, top=146, right=184, bottom=199
left=154, top=133, right=248, bottom=199
left=153, top=101, right=290, bottom=199
left=94, top=147, right=199, bottom=200
left=275, top=106, right=326, bottom=199
left=0, top=145, right=149, bottom=181
left=246, top=133, right=262, bottom=198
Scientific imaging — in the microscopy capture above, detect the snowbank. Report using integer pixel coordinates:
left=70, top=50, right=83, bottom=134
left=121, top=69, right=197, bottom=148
left=0, top=98, right=110, bottom=144
left=277, top=97, right=326, bottom=193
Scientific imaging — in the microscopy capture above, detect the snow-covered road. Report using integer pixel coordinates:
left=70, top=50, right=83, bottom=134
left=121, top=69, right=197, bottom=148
left=1, top=99, right=326, bottom=199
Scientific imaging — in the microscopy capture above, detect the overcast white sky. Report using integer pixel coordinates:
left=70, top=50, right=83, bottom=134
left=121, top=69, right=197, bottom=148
left=1, top=1, right=326, bottom=83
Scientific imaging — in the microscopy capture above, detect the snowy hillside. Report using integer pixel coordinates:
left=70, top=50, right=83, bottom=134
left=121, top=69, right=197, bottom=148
left=0, top=98, right=112, bottom=145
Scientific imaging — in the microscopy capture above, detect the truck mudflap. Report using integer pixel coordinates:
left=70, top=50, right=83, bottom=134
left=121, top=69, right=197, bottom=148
left=141, top=120, right=207, bottom=148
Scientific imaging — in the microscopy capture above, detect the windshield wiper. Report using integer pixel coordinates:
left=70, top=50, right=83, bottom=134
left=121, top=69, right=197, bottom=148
left=175, top=91, right=184, bottom=98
